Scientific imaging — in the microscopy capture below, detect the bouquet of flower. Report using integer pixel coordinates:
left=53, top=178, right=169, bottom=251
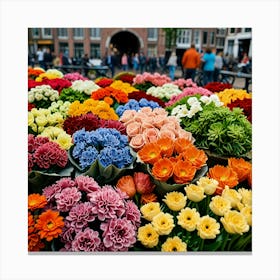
left=37, top=175, right=141, bottom=252
left=70, top=80, right=100, bottom=95
left=166, top=94, right=223, bottom=122
left=28, top=78, right=72, bottom=93
left=28, top=108, right=64, bottom=134
left=28, top=67, right=45, bottom=80
left=28, top=193, right=64, bottom=251
left=119, top=107, right=194, bottom=152
left=146, top=83, right=182, bottom=101
left=95, top=77, right=114, bottom=88
left=113, top=71, right=136, bottom=84
left=116, top=98, right=161, bottom=117
left=63, top=113, right=126, bottom=136
left=217, top=88, right=252, bottom=106
left=68, top=99, right=119, bottom=120
left=35, top=69, right=64, bottom=82
left=203, top=82, right=232, bottom=93
left=28, top=85, right=59, bottom=109
left=63, top=72, right=88, bottom=82
left=172, top=78, right=198, bottom=90
left=128, top=90, right=166, bottom=107
left=48, top=100, right=71, bottom=118
left=227, top=98, right=252, bottom=123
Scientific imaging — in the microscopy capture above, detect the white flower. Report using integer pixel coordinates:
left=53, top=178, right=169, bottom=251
left=28, top=94, right=35, bottom=103
left=210, top=94, right=223, bottom=107
left=187, top=96, right=199, bottom=106
left=34, top=93, right=43, bottom=101
left=200, top=95, right=211, bottom=105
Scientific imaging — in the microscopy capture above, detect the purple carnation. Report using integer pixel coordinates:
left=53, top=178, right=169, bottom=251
left=124, top=201, right=141, bottom=229
left=55, top=187, right=82, bottom=212
left=88, top=185, right=126, bottom=221
left=71, top=228, right=101, bottom=252
left=66, top=202, right=96, bottom=230
left=100, top=218, right=136, bottom=251
left=75, top=175, right=100, bottom=194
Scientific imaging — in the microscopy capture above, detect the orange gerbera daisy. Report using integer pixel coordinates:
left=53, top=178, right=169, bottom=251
left=173, top=160, right=197, bottom=184
left=208, top=165, right=239, bottom=195
left=140, top=193, right=158, bottom=204
left=138, top=143, right=162, bottom=164
left=174, top=138, right=194, bottom=154
left=35, top=210, right=64, bottom=242
left=152, top=158, right=174, bottom=182
left=28, top=212, right=35, bottom=235
left=156, top=137, right=174, bottom=157
left=182, top=146, right=208, bottom=169
left=228, top=157, right=252, bottom=182
left=28, top=232, right=45, bottom=251
left=116, top=175, right=136, bottom=198
left=28, top=194, right=47, bottom=211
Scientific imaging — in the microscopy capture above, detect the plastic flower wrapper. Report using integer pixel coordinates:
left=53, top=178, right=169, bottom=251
left=28, top=85, right=59, bottom=109
left=34, top=176, right=141, bottom=252
left=69, top=128, right=136, bottom=184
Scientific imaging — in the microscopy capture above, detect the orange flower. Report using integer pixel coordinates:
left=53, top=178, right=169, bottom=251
left=28, top=233, right=45, bottom=251
left=228, top=157, right=252, bottom=182
left=208, top=165, right=239, bottom=195
left=174, top=138, right=194, bottom=154
left=182, top=146, right=208, bottom=169
left=116, top=175, right=136, bottom=198
left=140, top=193, right=158, bottom=204
left=173, top=160, right=197, bottom=184
left=104, top=96, right=114, bottom=105
left=138, top=143, right=162, bottom=164
left=152, top=158, right=174, bottom=182
left=28, top=194, right=47, bottom=211
left=247, top=169, right=252, bottom=187
left=28, top=212, right=35, bottom=235
left=156, top=137, right=174, bottom=157
left=35, top=210, right=64, bottom=242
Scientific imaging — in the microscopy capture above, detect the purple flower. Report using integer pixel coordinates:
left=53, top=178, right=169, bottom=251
left=124, top=201, right=141, bottom=229
left=71, top=228, right=101, bottom=252
left=66, top=202, right=96, bottom=231
left=75, top=175, right=100, bottom=193
left=55, top=187, right=82, bottom=212
left=100, top=218, right=136, bottom=251
left=88, top=185, right=126, bottom=221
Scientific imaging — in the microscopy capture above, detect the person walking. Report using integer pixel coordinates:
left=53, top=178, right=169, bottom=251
left=214, top=51, right=223, bottom=82
left=181, top=43, right=200, bottom=81
left=121, top=53, right=128, bottom=71
left=202, top=47, right=216, bottom=85
left=106, top=51, right=116, bottom=77
left=132, top=53, right=139, bottom=72
left=139, top=52, right=146, bottom=73
left=166, top=51, right=177, bottom=80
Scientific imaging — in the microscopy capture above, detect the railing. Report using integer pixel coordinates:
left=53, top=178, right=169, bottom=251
left=54, top=65, right=109, bottom=78
left=220, top=70, right=252, bottom=91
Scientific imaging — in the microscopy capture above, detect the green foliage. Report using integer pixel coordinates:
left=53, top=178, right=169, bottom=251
left=59, top=88, right=90, bottom=103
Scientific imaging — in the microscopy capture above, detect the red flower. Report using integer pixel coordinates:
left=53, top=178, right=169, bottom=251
left=227, top=98, right=252, bottom=123
left=204, top=82, right=232, bottom=93
left=128, top=91, right=165, bottom=107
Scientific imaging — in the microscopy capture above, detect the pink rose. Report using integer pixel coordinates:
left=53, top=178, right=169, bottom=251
left=126, top=122, right=142, bottom=138
left=153, top=108, right=168, bottom=117
left=119, top=110, right=136, bottom=123
left=143, top=128, right=159, bottom=144
left=158, top=129, right=176, bottom=140
left=129, top=134, right=145, bottom=151
left=152, top=115, right=166, bottom=129
left=177, top=129, right=195, bottom=143
left=133, top=172, right=155, bottom=194
left=140, top=107, right=153, bottom=115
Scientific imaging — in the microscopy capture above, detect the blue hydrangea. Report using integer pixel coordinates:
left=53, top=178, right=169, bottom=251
left=73, top=128, right=87, bottom=144
left=72, top=141, right=86, bottom=159
left=98, top=147, right=114, bottom=167
left=79, top=146, right=99, bottom=169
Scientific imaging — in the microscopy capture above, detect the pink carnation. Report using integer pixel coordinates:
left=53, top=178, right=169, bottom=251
left=124, top=201, right=141, bottom=229
left=28, top=153, right=34, bottom=172
left=71, top=228, right=101, bottom=252
left=55, top=187, right=82, bottom=212
left=75, top=175, right=100, bottom=193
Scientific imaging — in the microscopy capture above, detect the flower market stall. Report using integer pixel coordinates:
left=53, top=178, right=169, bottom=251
left=28, top=67, right=252, bottom=252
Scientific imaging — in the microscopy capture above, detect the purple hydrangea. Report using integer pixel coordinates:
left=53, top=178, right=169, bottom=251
left=100, top=218, right=136, bottom=251
left=88, top=185, right=126, bottom=221
left=55, top=187, right=82, bottom=212
left=71, top=228, right=101, bottom=252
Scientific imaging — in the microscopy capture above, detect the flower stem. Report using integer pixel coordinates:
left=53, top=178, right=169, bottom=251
left=221, top=232, right=230, bottom=251
left=199, top=238, right=205, bottom=251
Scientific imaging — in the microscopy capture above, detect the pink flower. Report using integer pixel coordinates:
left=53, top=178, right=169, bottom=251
left=133, top=172, right=155, bottom=194
left=75, top=175, right=100, bottom=193
left=152, top=115, right=166, bottom=129
left=129, top=134, right=146, bottom=151
left=28, top=153, right=34, bottom=172
left=143, top=127, right=159, bottom=144
left=153, top=107, right=168, bottom=117
left=124, top=200, right=141, bottom=229
left=71, top=228, right=101, bottom=252
left=158, top=129, right=176, bottom=140
left=126, top=122, right=142, bottom=138
left=55, top=187, right=82, bottom=212
left=140, top=107, right=153, bottom=115
left=119, top=110, right=136, bottom=123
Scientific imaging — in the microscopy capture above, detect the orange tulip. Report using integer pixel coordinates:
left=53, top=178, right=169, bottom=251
left=140, top=193, right=158, bottom=204
left=152, top=158, right=174, bottom=182
left=174, top=138, right=194, bottom=154
left=173, top=160, right=197, bottom=184
left=156, top=137, right=174, bottom=157
left=182, top=146, right=208, bottom=169
left=208, top=165, right=239, bottom=195
left=228, top=157, right=252, bottom=182
left=116, top=175, right=136, bottom=198
left=138, top=143, right=162, bottom=164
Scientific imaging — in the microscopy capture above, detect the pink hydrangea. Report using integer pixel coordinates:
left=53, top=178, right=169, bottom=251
left=75, top=175, right=100, bottom=193
left=66, top=202, right=96, bottom=230
left=88, top=185, right=126, bottom=221
left=71, top=228, right=101, bottom=252
left=100, top=218, right=136, bottom=251
left=55, top=187, right=82, bottom=212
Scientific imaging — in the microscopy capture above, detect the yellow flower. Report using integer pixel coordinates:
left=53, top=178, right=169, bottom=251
left=221, top=186, right=242, bottom=208
left=196, top=215, right=220, bottom=239
left=55, top=133, right=73, bottom=150
left=30, top=123, right=38, bottom=133
left=28, top=112, right=34, bottom=126
left=184, top=184, right=205, bottom=202
left=161, top=236, right=187, bottom=252
left=177, top=207, right=200, bottom=231
left=209, top=195, right=231, bottom=216
left=110, top=80, right=138, bottom=94
left=37, top=126, right=45, bottom=134
left=137, top=223, right=159, bottom=248
left=238, top=188, right=252, bottom=206
left=140, top=202, right=161, bottom=222
left=197, top=176, right=218, bottom=195
left=163, top=191, right=187, bottom=211
left=217, top=88, right=252, bottom=106
left=221, top=210, right=250, bottom=235
left=240, top=206, right=252, bottom=226
left=152, top=212, right=175, bottom=235
left=35, top=116, right=48, bottom=127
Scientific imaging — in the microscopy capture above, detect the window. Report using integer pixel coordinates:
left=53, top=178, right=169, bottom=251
left=227, top=40, right=234, bottom=55
left=42, top=28, right=52, bottom=38
left=74, top=43, right=84, bottom=58
left=203, top=31, right=208, bottom=45
left=216, top=37, right=225, bottom=47
left=90, top=28, right=101, bottom=39
left=176, top=29, right=192, bottom=46
left=58, top=28, right=68, bottom=38
left=90, top=44, right=101, bottom=58
left=210, top=32, right=215, bottom=45
left=217, top=28, right=226, bottom=35
left=59, top=43, right=68, bottom=54
left=73, top=28, right=84, bottom=39
left=147, top=45, right=157, bottom=57
left=245, top=28, right=252, bottom=32
left=147, top=28, right=158, bottom=40
left=229, top=28, right=235, bottom=34
left=193, top=30, right=200, bottom=46
left=31, top=28, right=40, bottom=38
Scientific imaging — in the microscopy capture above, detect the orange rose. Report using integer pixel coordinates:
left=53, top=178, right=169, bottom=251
left=174, top=138, right=194, bottom=154
left=140, top=193, right=158, bottom=204
left=208, top=165, right=239, bottom=195
left=156, top=137, right=174, bottom=157
left=173, top=160, right=197, bottom=184
left=116, top=175, right=136, bottom=198
left=228, top=157, right=252, bottom=182
left=138, top=143, right=162, bottom=164
left=182, top=146, right=208, bottom=169
left=152, top=158, right=174, bottom=182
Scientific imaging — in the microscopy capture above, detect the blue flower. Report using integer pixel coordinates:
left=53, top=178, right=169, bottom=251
left=149, top=101, right=160, bottom=109
left=73, top=128, right=87, bottom=144
left=84, top=130, right=103, bottom=147
left=79, top=146, right=99, bottom=169
left=139, top=98, right=149, bottom=107
left=119, top=134, right=129, bottom=148
left=72, top=141, right=86, bottom=159
left=98, top=147, right=114, bottom=167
